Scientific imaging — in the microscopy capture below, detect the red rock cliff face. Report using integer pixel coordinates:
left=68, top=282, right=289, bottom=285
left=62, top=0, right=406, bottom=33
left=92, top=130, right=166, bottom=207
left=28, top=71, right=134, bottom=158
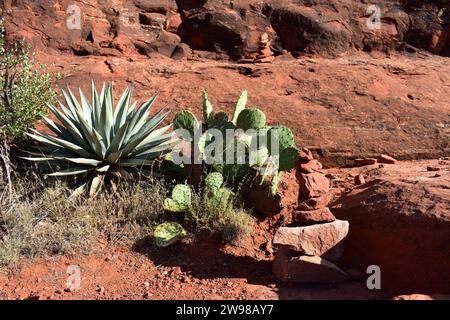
left=1, top=1, right=449, bottom=164
left=2, top=0, right=449, bottom=60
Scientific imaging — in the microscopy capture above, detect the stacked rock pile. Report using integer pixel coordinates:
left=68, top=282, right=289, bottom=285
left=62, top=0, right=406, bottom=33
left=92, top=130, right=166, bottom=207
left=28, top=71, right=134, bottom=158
left=254, top=33, right=275, bottom=63
left=272, top=148, right=350, bottom=283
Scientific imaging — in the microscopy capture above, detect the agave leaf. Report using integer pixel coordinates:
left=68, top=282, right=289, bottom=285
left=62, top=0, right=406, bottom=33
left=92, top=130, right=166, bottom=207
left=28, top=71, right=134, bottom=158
left=131, top=133, right=173, bottom=156
left=90, top=175, right=104, bottom=197
left=96, top=165, right=110, bottom=173
left=127, top=100, right=138, bottom=116
left=46, top=166, right=92, bottom=177
left=28, top=130, right=94, bottom=158
left=79, top=88, right=93, bottom=125
left=138, top=124, right=172, bottom=147
left=20, top=156, right=57, bottom=162
left=114, top=85, right=132, bottom=132
left=232, top=90, right=248, bottom=124
left=47, top=103, right=92, bottom=152
left=61, top=89, right=79, bottom=121
left=121, top=109, right=170, bottom=157
left=42, top=116, right=74, bottom=142
left=64, top=158, right=103, bottom=166
left=67, top=87, right=83, bottom=114
left=118, top=155, right=161, bottom=167
left=106, top=149, right=124, bottom=164
left=126, top=96, right=157, bottom=139
left=99, top=83, right=114, bottom=144
left=71, top=103, right=104, bottom=157
left=106, top=122, right=129, bottom=155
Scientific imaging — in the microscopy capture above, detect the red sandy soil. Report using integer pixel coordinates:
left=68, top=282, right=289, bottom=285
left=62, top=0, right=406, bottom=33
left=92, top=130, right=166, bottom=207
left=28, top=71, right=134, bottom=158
left=0, top=238, right=386, bottom=300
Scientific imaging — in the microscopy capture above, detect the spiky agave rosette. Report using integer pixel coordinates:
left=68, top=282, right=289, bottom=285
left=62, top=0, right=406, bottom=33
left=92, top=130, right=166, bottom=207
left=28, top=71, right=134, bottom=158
left=23, top=81, right=176, bottom=196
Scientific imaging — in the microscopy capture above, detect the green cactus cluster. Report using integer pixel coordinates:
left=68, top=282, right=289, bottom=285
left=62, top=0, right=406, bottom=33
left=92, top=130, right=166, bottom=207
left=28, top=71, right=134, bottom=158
left=163, top=184, right=192, bottom=212
left=172, top=90, right=299, bottom=194
left=205, top=172, right=224, bottom=194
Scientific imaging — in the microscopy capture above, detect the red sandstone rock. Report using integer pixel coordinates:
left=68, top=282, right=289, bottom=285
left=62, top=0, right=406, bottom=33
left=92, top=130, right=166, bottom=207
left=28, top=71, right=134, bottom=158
left=171, top=43, right=192, bottom=60
left=298, top=147, right=314, bottom=163
left=299, top=159, right=323, bottom=173
left=293, top=207, right=336, bottom=225
left=273, top=220, right=349, bottom=256
left=298, top=172, right=330, bottom=199
left=297, top=195, right=333, bottom=211
left=354, top=174, right=366, bottom=185
left=273, top=246, right=349, bottom=283
left=354, top=158, right=377, bottom=166
left=377, top=154, right=397, bottom=164
left=332, top=162, right=450, bottom=294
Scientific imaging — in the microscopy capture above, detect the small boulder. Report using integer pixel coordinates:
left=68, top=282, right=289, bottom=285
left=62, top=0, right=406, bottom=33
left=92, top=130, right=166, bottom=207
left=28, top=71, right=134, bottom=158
left=377, top=154, right=397, bottom=164
left=297, top=193, right=333, bottom=211
left=299, top=159, right=323, bottom=173
left=171, top=43, right=192, bottom=60
left=293, top=207, right=336, bottom=225
left=273, top=220, right=349, bottom=256
left=354, top=158, right=377, bottom=166
left=298, top=147, right=314, bottom=163
left=354, top=174, right=366, bottom=186
left=298, top=172, right=330, bottom=199
left=273, top=247, right=349, bottom=283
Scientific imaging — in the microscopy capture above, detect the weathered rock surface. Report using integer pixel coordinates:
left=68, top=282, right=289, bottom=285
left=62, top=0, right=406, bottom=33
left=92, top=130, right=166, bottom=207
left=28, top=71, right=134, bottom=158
left=298, top=172, right=330, bottom=199
left=297, top=193, right=333, bottom=211
left=2, top=0, right=450, bottom=61
left=273, top=220, right=349, bottom=256
left=273, top=246, right=349, bottom=283
left=293, top=207, right=336, bottom=225
left=332, top=161, right=450, bottom=294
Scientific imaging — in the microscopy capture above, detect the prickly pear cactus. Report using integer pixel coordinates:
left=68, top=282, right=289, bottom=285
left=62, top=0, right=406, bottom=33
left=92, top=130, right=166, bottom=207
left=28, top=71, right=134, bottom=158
left=202, top=90, right=214, bottom=125
left=163, top=184, right=192, bottom=212
left=236, top=108, right=266, bottom=131
left=267, top=125, right=295, bottom=154
left=232, top=90, right=248, bottom=124
left=278, top=146, right=299, bottom=172
left=173, top=111, right=199, bottom=137
left=205, top=172, right=224, bottom=194
left=210, top=112, right=230, bottom=129
left=154, top=222, right=188, bottom=247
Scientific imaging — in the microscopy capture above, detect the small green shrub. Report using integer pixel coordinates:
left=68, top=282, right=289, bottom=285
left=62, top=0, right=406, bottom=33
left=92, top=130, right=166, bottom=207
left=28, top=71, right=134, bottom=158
left=163, top=172, right=254, bottom=244
left=0, top=20, right=58, bottom=142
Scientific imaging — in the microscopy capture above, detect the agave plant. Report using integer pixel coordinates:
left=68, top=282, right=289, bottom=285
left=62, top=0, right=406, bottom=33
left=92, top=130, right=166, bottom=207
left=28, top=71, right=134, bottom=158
left=23, top=82, right=175, bottom=196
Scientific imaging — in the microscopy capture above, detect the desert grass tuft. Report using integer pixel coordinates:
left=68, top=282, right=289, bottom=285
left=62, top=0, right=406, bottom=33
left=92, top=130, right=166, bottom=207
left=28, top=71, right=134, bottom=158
left=0, top=177, right=168, bottom=267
